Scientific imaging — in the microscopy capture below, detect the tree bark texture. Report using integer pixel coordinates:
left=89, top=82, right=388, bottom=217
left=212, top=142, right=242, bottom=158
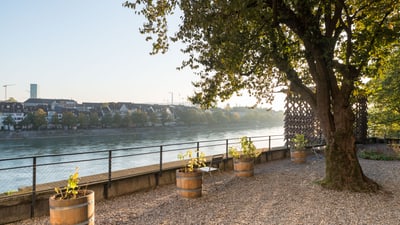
left=318, top=101, right=379, bottom=192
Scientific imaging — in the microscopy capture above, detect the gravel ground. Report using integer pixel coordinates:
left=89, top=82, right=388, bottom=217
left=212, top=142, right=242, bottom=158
left=10, top=155, right=400, bottom=225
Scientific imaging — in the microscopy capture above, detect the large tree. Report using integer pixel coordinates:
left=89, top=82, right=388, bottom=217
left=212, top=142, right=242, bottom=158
left=125, top=0, right=399, bottom=191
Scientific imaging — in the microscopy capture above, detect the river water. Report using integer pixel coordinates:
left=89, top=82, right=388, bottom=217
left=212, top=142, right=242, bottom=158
left=0, top=124, right=284, bottom=193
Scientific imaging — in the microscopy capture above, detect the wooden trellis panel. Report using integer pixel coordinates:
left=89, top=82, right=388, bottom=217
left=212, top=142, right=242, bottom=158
left=353, top=95, right=368, bottom=144
left=284, top=92, right=367, bottom=146
left=284, top=91, right=322, bottom=147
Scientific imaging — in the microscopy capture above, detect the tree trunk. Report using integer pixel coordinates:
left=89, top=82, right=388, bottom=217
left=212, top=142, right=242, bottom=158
left=319, top=104, right=380, bottom=192
left=321, top=133, right=379, bottom=192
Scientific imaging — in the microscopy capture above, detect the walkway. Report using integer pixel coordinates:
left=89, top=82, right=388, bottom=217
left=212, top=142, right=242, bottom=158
left=10, top=156, right=400, bottom=225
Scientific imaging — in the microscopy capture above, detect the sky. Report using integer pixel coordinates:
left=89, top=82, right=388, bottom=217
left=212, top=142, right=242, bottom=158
left=0, top=1, right=285, bottom=110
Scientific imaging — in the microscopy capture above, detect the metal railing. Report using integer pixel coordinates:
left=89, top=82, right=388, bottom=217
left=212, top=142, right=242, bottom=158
left=0, top=134, right=286, bottom=199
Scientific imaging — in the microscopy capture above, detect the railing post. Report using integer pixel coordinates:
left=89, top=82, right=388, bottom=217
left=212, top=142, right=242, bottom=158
left=155, top=145, right=163, bottom=187
left=225, top=139, right=229, bottom=158
left=196, top=142, right=200, bottom=158
left=269, top=136, right=271, bottom=150
left=103, top=150, right=112, bottom=199
left=159, top=145, right=163, bottom=176
left=108, top=150, right=112, bottom=188
left=31, top=157, right=36, bottom=218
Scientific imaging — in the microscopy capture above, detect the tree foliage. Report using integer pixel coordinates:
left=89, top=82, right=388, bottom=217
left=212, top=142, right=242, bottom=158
left=101, top=113, right=113, bottom=128
left=368, top=48, right=400, bottom=137
left=131, top=110, right=148, bottom=127
left=78, top=113, right=90, bottom=129
left=112, top=113, right=122, bottom=128
left=2, top=115, right=15, bottom=131
left=62, top=111, right=77, bottom=129
left=148, top=111, right=160, bottom=125
left=121, top=115, right=132, bottom=128
left=125, top=0, right=400, bottom=191
left=33, top=108, right=48, bottom=130
left=89, top=112, right=101, bottom=128
left=20, top=112, right=34, bottom=130
left=51, top=113, right=60, bottom=129
left=161, top=108, right=173, bottom=125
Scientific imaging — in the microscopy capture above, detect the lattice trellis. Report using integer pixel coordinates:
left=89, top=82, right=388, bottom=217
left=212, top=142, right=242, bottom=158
left=353, top=95, right=368, bottom=144
left=284, top=92, right=322, bottom=148
left=284, top=92, right=367, bottom=147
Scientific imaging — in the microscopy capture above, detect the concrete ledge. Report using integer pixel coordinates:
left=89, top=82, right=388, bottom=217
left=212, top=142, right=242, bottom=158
left=0, top=147, right=289, bottom=224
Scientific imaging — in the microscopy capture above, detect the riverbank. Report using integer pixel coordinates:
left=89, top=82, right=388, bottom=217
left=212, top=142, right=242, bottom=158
left=0, top=122, right=283, bottom=141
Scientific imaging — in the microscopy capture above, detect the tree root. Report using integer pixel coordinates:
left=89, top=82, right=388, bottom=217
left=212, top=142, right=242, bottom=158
left=317, top=176, right=381, bottom=193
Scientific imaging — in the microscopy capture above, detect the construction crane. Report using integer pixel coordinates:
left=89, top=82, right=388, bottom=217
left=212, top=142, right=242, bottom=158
left=3, top=84, right=15, bottom=100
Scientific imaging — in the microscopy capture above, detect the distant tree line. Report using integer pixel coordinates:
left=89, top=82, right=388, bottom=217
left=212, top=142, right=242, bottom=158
left=175, top=107, right=283, bottom=127
left=2, top=106, right=283, bottom=131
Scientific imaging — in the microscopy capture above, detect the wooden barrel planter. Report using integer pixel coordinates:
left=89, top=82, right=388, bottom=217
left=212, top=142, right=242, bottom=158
left=233, top=158, right=254, bottom=177
left=176, top=169, right=203, bottom=198
left=291, top=150, right=307, bottom=163
left=49, top=190, right=95, bottom=225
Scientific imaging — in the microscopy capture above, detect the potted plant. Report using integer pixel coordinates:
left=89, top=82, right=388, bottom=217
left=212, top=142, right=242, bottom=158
left=49, top=167, right=95, bottom=225
left=229, top=136, right=261, bottom=177
left=176, top=150, right=206, bottom=198
left=290, top=133, right=308, bottom=163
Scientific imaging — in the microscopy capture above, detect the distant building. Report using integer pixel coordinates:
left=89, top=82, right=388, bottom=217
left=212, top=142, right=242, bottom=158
left=30, top=84, right=38, bottom=99
left=0, top=101, right=24, bottom=130
left=23, top=98, right=78, bottom=117
left=0, top=97, right=190, bottom=130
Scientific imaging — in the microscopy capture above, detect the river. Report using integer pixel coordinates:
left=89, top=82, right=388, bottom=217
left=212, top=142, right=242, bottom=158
left=0, top=124, right=284, bottom=193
